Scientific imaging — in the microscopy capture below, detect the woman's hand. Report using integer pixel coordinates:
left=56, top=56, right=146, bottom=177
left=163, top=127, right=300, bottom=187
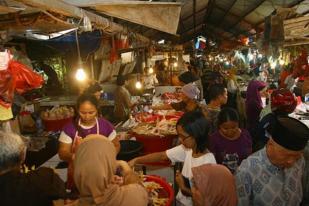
left=111, top=175, right=124, bottom=185
left=175, top=170, right=185, bottom=189
left=116, top=160, right=132, bottom=175
left=128, top=158, right=137, bottom=168
left=191, top=186, right=203, bottom=206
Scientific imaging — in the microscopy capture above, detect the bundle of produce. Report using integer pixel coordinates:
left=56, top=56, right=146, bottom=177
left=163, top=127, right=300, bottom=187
left=41, top=106, right=74, bottom=120
left=142, top=175, right=174, bottom=206
left=131, top=118, right=177, bottom=136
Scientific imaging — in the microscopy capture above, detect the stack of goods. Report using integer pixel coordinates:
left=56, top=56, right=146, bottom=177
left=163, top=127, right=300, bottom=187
left=41, top=106, right=75, bottom=131
left=161, top=92, right=182, bottom=104
left=134, top=111, right=183, bottom=124
left=41, top=106, right=74, bottom=120
left=131, top=118, right=177, bottom=137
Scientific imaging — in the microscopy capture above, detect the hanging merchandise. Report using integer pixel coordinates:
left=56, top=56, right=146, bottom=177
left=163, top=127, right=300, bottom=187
left=115, top=33, right=129, bottom=50
left=292, top=49, right=309, bottom=79
left=110, top=36, right=118, bottom=64
left=0, top=105, right=13, bottom=121
left=9, top=60, right=44, bottom=94
left=270, top=14, right=284, bottom=43
left=0, top=53, right=44, bottom=108
left=0, top=50, right=12, bottom=71
left=0, top=50, right=14, bottom=108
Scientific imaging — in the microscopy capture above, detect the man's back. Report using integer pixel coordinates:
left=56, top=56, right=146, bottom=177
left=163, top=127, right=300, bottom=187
left=0, top=167, right=66, bottom=206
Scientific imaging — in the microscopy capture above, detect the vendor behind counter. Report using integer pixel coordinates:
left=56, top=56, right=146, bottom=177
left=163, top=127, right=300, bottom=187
left=152, top=83, right=202, bottom=113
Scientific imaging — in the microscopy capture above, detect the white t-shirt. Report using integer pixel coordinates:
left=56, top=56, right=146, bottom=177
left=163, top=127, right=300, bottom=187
left=166, top=145, right=216, bottom=206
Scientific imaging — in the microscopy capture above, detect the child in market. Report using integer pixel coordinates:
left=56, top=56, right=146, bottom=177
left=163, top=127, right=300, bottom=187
left=129, top=110, right=216, bottom=206
left=209, top=107, right=252, bottom=173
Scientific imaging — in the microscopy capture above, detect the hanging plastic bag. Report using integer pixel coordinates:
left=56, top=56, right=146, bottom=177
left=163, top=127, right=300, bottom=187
left=8, top=60, right=44, bottom=94
left=0, top=69, right=14, bottom=108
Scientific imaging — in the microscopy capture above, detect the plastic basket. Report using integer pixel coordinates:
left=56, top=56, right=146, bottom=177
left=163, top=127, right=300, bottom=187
left=132, top=133, right=176, bottom=166
left=43, top=117, right=72, bottom=131
left=133, top=133, right=176, bottom=154
left=144, top=175, right=174, bottom=206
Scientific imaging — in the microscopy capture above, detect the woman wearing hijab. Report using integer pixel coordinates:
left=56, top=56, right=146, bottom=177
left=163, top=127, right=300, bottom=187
left=73, top=135, right=148, bottom=206
left=152, top=83, right=202, bottom=113
left=191, top=164, right=237, bottom=206
left=245, top=80, right=267, bottom=142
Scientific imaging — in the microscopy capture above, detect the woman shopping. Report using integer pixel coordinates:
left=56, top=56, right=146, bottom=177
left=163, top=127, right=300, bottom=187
left=73, top=136, right=148, bottom=206
left=129, top=111, right=216, bottom=206
left=245, top=80, right=267, bottom=142
left=191, top=164, right=237, bottom=206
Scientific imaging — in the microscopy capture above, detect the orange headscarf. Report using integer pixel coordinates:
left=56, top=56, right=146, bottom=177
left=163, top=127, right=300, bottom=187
left=73, top=136, right=148, bottom=206
left=192, top=164, right=237, bottom=206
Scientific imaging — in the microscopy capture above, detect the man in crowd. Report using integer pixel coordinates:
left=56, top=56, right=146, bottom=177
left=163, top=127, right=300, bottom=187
left=206, top=84, right=228, bottom=133
left=235, top=116, right=309, bottom=206
left=0, top=130, right=66, bottom=206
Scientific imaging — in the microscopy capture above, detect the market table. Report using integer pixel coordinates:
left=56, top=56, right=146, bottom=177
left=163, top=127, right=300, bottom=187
left=25, top=135, right=59, bottom=167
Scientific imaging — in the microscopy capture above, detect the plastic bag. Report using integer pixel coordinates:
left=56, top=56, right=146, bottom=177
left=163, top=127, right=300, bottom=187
left=8, top=60, right=44, bottom=94
left=0, top=69, right=14, bottom=108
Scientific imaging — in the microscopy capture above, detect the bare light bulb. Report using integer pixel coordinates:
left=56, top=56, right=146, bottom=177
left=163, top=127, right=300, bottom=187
left=173, top=62, right=178, bottom=67
left=271, top=62, right=277, bottom=69
left=75, top=68, right=86, bottom=81
left=135, top=81, right=142, bottom=89
left=148, top=67, right=154, bottom=74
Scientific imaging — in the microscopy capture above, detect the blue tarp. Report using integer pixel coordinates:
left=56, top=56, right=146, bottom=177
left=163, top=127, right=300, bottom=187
left=22, top=30, right=103, bottom=59
left=45, top=30, right=102, bottom=57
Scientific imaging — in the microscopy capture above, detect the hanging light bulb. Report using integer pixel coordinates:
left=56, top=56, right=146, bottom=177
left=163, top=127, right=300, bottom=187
left=75, top=66, right=87, bottom=81
left=135, top=81, right=142, bottom=89
left=173, top=62, right=178, bottom=67
left=148, top=67, right=154, bottom=74
left=271, top=61, right=277, bottom=69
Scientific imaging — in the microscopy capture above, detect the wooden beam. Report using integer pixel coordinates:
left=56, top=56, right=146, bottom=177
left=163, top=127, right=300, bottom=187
left=182, top=5, right=207, bottom=22
left=218, top=0, right=237, bottom=26
left=284, top=38, right=309, bottom=47
left=0, top=5, right=19, bottom=13
left=65, top=0, right=178, bottom=6
left=204, top=0, right=215, bottom=23
left=13, top=0, right=150, bottom=42
left=214, top=3, right=253, bottom=26
left=193, top=0, right=196, bottom=33
left=225, top=0, right=266, bottom=32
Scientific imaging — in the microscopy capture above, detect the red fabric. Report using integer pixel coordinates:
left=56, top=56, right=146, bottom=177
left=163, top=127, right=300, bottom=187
left=279, top=70, right=291, bottom=88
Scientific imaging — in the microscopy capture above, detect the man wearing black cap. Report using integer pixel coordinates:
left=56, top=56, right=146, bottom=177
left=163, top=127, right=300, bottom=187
left=235, top=116, right=309, bottom=206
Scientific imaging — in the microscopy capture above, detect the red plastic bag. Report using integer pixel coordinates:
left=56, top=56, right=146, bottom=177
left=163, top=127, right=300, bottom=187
left=0, top=69, right=14, bottom=108
left=8, top=60, right=44, bottom=94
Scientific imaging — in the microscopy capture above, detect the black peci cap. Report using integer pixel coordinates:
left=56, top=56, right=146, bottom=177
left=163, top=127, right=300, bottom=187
left=268, top=116, right=309, bottom=151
